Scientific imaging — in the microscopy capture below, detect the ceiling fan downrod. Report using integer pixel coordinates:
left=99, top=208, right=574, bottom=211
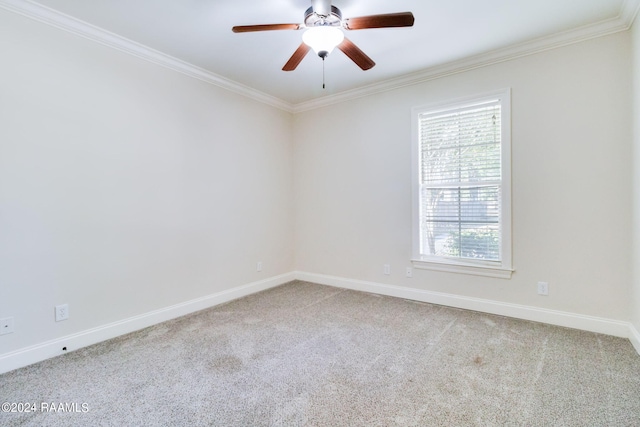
left=311, top=0, right=332, bottom=17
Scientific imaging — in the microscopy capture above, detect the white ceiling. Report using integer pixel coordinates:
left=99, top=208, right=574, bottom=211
left=9, top=0, right=638, bottom=106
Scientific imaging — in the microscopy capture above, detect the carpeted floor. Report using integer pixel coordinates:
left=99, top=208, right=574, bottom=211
left=1, top=280, right=640, bottom=426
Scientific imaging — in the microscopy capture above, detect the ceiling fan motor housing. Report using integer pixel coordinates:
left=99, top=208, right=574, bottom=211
left=304, top=6, right=342, bottom=28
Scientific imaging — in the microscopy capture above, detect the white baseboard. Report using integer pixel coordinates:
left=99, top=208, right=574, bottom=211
left=630, top=323, right=640, bottom=355
left=0, top=272, right=296, bottom=374
left=3, top=271, right=637, bottom=374
left=295, top=271, right=635, bottom=341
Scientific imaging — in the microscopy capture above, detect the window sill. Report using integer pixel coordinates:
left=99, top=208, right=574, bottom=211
left=411, top=258, right=513, bottom=279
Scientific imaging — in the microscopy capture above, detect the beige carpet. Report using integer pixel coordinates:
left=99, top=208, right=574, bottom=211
left=2, top=280, right=640, bottom=426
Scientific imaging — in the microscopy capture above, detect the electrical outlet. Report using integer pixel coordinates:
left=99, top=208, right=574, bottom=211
left=0, top=317, right=14, bottom=335
left=257, top=262, right=262, bottom=272
left=537, top=282, right=549, bottom=296
left=55, top=304, right=69, bottom=322
left=383, top=264, right=391, bottom=275
left=406, top=267, right=413, bottom=278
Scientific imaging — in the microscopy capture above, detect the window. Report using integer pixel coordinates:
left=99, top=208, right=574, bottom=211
left=411, top=89, right=512, bottom=278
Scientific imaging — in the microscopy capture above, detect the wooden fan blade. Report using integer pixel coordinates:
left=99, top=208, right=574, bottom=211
left=337, top=37, right=375, bottom=70
left=343, top=12, right=415, bottom=30
left=283, top=43, right=311, bottom=71
left=232, top=23, right=301, bottom=33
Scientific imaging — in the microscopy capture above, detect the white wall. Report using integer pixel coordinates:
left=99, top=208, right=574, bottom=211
left=632, top=17, right=640, bottom=336
left=0, top=10, right=294, bottom=355
left=294, top=32, right=633, bottom=321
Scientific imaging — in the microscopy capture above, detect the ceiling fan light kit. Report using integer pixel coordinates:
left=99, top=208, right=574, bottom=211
left=302, top=27, right=344, bottom=58
left=232, top=0, right=414, bottom=76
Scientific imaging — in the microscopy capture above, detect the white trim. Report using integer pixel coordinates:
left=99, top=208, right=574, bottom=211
left=0, top=0, right=637, bottom=114
left=0, top=0, right=294, bottom=113
left=411, top=89, right=512, bottom=278
left=292, top=13, right=636, bottom=113
left=621, top=0, right=640, bottom=26
left=294, top=271, right=633, bottom=340
left=0, top=272, right=296, bottom=374
left=630, top=323, right=640, bottom=355
left=412, top=259, right=513, bottom=279
left=3, top=271, right=638, bottom=374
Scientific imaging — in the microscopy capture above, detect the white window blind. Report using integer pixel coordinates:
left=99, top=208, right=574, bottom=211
left=413, top=91, right=511, bottom=277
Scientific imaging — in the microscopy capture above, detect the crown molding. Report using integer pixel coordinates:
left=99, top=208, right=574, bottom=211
left=0, top=0, right=295, bottom=113
left=2, top=0, right=637, bottom=115
left=621, top=0, right=640, bottom=26
left=293, top=1, right=640, bottom=113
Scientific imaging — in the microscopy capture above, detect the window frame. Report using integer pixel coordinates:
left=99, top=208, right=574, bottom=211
left=411, top=89, right=513, bottom=279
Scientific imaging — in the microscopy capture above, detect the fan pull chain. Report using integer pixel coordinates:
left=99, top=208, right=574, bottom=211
left=322, top=57, right=325, bottom=89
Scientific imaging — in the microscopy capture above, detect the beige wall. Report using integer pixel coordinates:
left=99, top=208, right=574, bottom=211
left=293, top=32, right=633, bottom=321
left=633, top=17, right=640, bottom=332
left=1, top=5, right=637, bottom=364
left=0, top=10, right=294, bottom=354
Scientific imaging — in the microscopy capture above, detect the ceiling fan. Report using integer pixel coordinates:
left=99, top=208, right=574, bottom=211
left=232, top=0, right=415, bottom=72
